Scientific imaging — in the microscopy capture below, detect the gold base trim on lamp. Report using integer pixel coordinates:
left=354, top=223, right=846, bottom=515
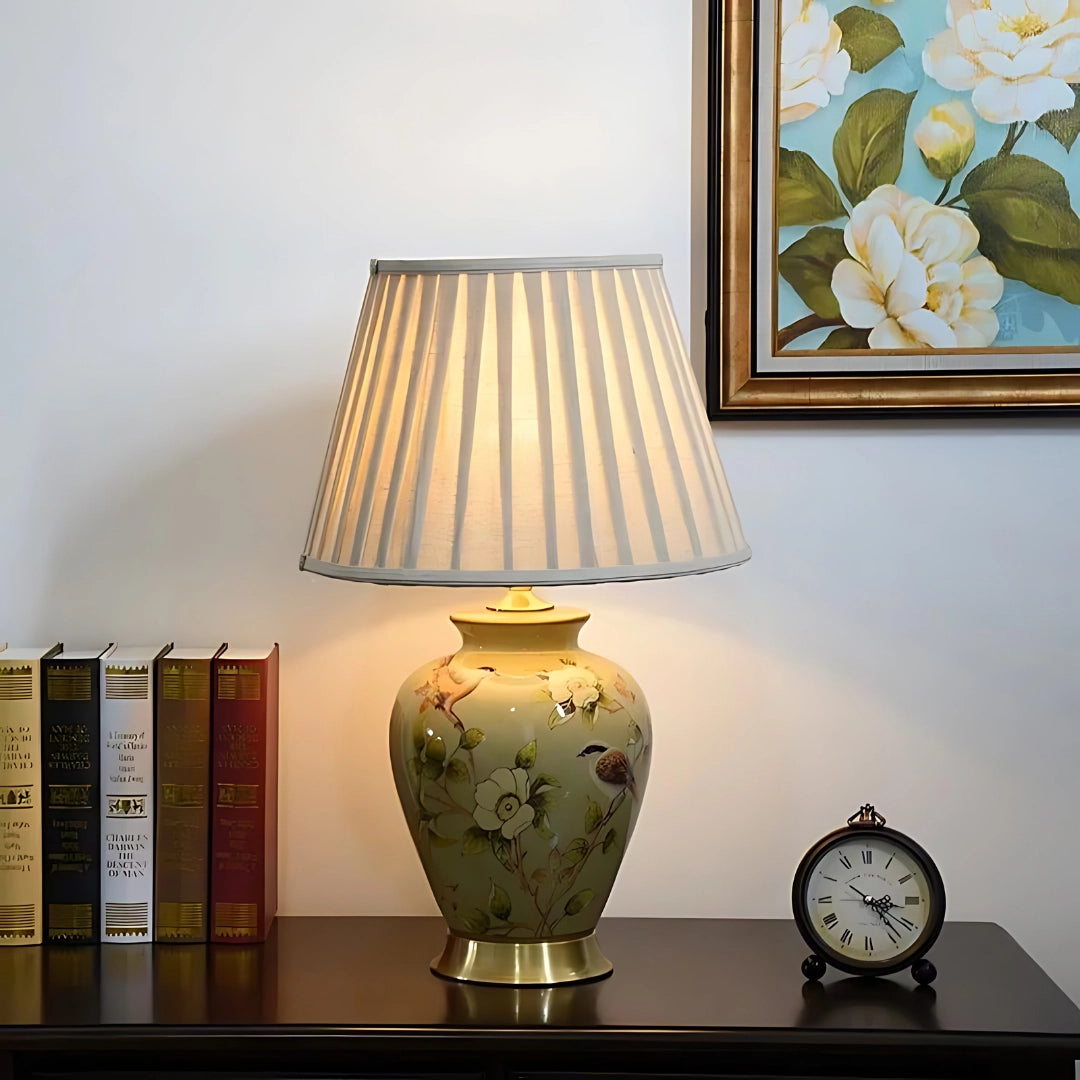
left=431, top=931, right=613, bottom=985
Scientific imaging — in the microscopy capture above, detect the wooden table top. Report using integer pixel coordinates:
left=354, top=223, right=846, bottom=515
left=0, top=916, right=1077, bottom=1055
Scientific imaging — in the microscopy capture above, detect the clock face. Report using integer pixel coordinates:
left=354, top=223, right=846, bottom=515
left=800, top=831, right=938, bottom=969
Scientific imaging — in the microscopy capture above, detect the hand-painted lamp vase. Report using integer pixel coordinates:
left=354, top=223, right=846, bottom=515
left=301, top=256, right=750, bottom=984
left=390, top=595, right=651, bottom=982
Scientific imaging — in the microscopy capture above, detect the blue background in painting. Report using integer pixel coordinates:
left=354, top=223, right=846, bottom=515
left=776, top=0, right=1080, bottom=352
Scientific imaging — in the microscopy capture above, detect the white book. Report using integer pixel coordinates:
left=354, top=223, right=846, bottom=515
left=101, top=645, right=170, bottom=943
left=0, top=645, right=61, bottom=945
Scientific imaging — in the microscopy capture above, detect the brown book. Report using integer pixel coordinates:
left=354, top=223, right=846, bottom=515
left=154, top=646, right=225, bottom=943
left=209, top=645, right=278, bottom=943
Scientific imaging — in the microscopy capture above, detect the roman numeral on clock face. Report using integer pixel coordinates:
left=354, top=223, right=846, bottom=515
left=862, top=850, right=872, bottom=865
left=822, top=912, right=838, bottom=929
left=865, top=935, right=873, bottom=953
left=838, top=852, right=852, bottom=869
left=840, top=929, right=853, bottom=946
left=898, top=873, right=913, bottom=884
left=818, top=896, right=832, bottom=904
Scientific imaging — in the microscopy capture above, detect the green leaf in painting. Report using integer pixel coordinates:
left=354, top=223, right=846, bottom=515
left=1037, top=85, right=1080, bottom=152
left=778, top=227, right=849, bottom=319
left=585, top=797, right=603, bottom=832
left=515, top=740, right=537, bottom=769
left=459, top=727, right=486, bottom=750
left=564, top=837, right=589, bottom=866
left=548, top=708, right=570, bottom=730
left=534, top=812, right=555, bottom=840
left=777, top=149, right=848, bottom=227
left=833, top=88, right=915, bottom=206
left=489, top=881, right=512, bottom=921
left=564, top=889, right=595, bottom=917
left=529, top=773, right=561, bottom=798
left=490, top=832, right=514, bottom=871
left=602, top=827, right=618, bottom=854
left=531, top=867, right=551, bottom=885
left=421, top=758, right=444, bottom=781
left=459, top=908, right=491, bottom=934
left=428, top=831, right=457, bottom=848
left=462, top=825, right=490, bottom=854
left=425, top=735, right=446, bottom=763
left=627, top=719, right=643, bottom=746
left=820, top=326, right=870, bottom=350
left=445, top=758, right=469, bottom=783
left=833, top=6, right=904, bottom=73
left=962, top=155, right=1080, bottom=304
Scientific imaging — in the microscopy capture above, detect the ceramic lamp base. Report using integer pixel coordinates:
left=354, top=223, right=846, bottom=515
left=389, top=590, right=652, bottom=987
left=431, top=931, right=613, bottom=985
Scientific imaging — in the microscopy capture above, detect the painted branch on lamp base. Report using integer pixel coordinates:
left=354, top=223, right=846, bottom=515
left=389, top=598, right=651, bottom=985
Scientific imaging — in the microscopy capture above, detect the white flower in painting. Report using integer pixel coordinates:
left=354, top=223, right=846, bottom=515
left=831, top=185, right=1005, bottom=348
left=473, top=767, right=534, bottom=839
left=924, top=0, right=1080, bottom=125
left=780, top=0, right=852, bottom=125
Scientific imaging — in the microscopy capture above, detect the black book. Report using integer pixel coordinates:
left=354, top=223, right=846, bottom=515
left=42, top=646, right=113, bottom=943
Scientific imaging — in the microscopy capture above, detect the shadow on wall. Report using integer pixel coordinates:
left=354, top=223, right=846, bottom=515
left=32, top=395, right=346, bottom=643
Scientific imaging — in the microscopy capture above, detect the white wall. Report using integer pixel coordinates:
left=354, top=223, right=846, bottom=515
left=4, top=0, right=1080, bottom=1005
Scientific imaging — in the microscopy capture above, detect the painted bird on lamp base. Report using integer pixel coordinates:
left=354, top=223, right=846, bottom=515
left=577, top=743, right=639, bottom=801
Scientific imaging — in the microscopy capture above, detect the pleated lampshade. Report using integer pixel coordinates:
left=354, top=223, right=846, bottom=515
left=300, top=256, right=750, bottom=585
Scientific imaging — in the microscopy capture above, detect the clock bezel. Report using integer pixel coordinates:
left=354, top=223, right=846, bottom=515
left=792, top=822, right=946, bottom=977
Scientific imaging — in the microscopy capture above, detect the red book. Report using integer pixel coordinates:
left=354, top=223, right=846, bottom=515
left=209, top=645, right=278, bottom=943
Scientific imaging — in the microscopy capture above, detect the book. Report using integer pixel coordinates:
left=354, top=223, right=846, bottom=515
left=154, top=645, right=225, bottom=943
left=210, top=644, right=278, bottom=943
left=100, top=645, right=170, bottom=942
left=42, top=645, right=114, bottom=943
left=0, top=644, right=62, bottom=945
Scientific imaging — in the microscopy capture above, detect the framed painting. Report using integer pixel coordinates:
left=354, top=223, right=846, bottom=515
left=707, top=0, right=1080, bottom=417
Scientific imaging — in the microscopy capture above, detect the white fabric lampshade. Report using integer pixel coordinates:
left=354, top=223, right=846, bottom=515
left=301, top=256, right=750, bottom=585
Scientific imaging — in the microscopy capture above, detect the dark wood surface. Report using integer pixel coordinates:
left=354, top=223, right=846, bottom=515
left=1, top=916, right=1078, bottom=1078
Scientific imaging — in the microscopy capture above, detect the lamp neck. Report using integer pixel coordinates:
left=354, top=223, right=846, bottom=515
left=485, top=586, right=555, bottom=613
left=450, top=597, right=589, bottom=663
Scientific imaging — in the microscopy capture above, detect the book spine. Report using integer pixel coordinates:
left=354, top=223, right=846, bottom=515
left=100, top=662, right=155, bottom=942
left=42, top=661, right=101, bottom=943
left=0, top=658, right=46, bottom=944
left=210, top=650, right=278, bottom=943
left=154, top=657, right=212, bottom=943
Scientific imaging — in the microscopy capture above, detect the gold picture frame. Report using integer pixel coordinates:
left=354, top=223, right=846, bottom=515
left=706, top=0, right=1080, bottom=417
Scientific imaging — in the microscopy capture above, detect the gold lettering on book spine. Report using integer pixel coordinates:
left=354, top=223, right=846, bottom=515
left=162, top=783, right=205, bottom=807
left=47, top=666, right=92, bottom=702
left=47, top=903, right=93, bottom=942
left=48, top=785, right=92, bottom=808
left=214, top=902, right=258, bottom=938
left=105, top=901, right=149, bottom=937
left=217, top=666, right=261, bottom=701
left=0, top=904, right=36, bottom=939
left=158, top=902, right=205, bottom=941
left=0, top=665, right=33, bottom=701
left=105, top=664, right=149, bottom=700
left=216, top=783, right=258, bottom=808
left=162, top=665, right=210, bottom=701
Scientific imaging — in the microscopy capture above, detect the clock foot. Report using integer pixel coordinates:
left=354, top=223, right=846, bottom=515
left=911, top=958, right=937, bottom=985
left=802, top=954, right=827, bottom=981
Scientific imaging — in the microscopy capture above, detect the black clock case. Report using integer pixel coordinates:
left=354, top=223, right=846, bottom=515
left=792, top=822, right=947, bottom=977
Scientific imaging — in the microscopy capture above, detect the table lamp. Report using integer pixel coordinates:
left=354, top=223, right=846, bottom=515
left=300, top=255, right=749, bottom=984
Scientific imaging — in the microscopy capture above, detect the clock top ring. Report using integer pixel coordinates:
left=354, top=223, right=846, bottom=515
left=792, top=805, right=946, bottom=981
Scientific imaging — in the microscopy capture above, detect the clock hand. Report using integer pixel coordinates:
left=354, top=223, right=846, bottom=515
left=849, top=884, right=873, bottom=904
